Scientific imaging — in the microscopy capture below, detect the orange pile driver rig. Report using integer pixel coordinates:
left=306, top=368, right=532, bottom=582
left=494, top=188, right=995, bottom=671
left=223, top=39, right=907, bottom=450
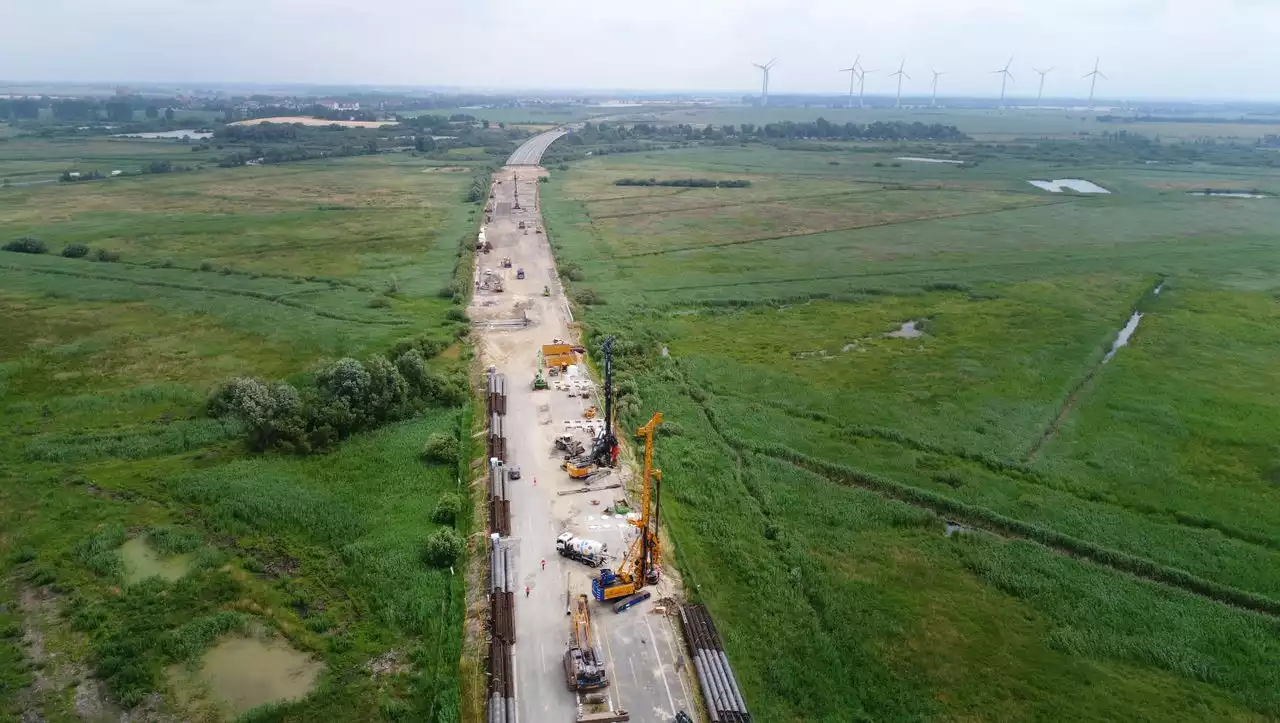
left=562, top=336, right=621, bottom=479
left=592, top=411, right=663, bottom=602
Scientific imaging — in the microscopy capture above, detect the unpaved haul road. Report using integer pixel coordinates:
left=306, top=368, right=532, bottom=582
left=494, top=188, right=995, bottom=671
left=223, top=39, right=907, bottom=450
left=471, top=135, right=695, bottom=723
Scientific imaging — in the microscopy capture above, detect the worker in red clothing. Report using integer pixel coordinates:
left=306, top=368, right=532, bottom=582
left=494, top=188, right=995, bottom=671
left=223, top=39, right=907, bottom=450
left=540, top=558, right=546, bottom=570
left=525, top=585, right=530, bottom=597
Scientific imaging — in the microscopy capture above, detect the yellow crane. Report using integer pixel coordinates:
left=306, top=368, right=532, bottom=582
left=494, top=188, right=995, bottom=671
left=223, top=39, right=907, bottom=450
left=563, top=594, right=608, bottom=690
left=592, top=412, right=663, bottom=602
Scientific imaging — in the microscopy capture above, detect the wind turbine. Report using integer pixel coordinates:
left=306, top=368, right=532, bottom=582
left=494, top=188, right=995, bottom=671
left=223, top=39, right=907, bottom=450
left=1034, top=67, right=1053, bottom=108
left=890, top=58, right=910, bottom=109
left=855, top=65, right=877, bottom=109
left=992, top=56, right=1014, bottom=109
left=838, top=55, right=861, bottom=109
left=1083, top=57, right=1107, bottom=109
left=931, top=70, right=946, bottom=108
left=752, top=58, right=778, bottom=106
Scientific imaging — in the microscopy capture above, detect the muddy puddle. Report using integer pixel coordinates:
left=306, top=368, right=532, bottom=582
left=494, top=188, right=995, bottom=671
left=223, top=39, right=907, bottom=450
left=187, top=637, right=324, bottom=716
left=885, top=321, right=923, bottom=339
left=1103, top=312, right=1143, bottom=363
left=121, top=537, right=192, bottom=585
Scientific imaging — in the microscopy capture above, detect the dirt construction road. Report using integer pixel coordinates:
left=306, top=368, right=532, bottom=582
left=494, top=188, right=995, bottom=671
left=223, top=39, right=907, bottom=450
left=470, top=167, right=695, bottom=723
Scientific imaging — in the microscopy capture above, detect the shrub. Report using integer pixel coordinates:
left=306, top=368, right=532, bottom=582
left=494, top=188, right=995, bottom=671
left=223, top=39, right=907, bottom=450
left=92, top=248, right=121, bottom=263
left=368, top=296, right=392, bottom=308
left=432, top=493, right=462, bottom=525
left=574, top=288, right=603, bottom=306
left=421, top=432, right=459, bottom=465
left=446, top=308, right=469, bottom=323
left=560, top=262, right=585, bottom=282
left=3, top=237, right=47, bottom=254
left=61, top=242, right=90, bottom=258
left=199, top=261, right=215, bottom=272
left=423, top=528, right=463, bottom=567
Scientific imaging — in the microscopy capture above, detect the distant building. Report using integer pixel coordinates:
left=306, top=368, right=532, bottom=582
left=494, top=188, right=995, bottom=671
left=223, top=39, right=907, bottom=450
left=318, top=100, right=360, bottom=112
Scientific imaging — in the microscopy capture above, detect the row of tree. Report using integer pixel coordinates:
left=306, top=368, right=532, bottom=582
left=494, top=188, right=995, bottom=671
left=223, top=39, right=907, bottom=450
left=208, top=338, right=465, bottom=454
left=615, top=178, right=751, bottom=188
left=571, top=119, right=968, bottom=144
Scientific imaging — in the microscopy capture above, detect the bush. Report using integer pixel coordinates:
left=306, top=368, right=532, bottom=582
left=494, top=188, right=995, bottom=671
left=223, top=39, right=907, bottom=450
left=61, top=242, right=90, bottom=258
left=199, top=261, right=215, bottom=272
left=3, top=237, right=47, bottom=254
left=423, top=528, right=463, bottom=567
left=573, top=288, right=603, bottom=306
left=421, top=432, right=459, bottom=465
left=559, top=262, right=585, bottom=282
left=367, top=296, right=392, bottom=309
left=92, top=248, right=121, bottom=263
left=432, top=493, right=462, bottom=525
left=446, top=308, right=469, bottom=323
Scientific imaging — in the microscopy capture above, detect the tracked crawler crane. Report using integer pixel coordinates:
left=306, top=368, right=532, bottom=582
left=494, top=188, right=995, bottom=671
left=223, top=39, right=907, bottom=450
left=592, top=412, right=663, bottom=601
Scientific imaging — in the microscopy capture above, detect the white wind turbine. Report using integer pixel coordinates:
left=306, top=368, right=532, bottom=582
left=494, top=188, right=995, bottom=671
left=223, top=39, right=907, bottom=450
left=752, top=58, right=778, bottom=106
left=1083, top=57, right=1107, bottom=109
left=838, top=55, right=861, bottom=109
left=890, top=58, right=910, bottom=109
left=993, top=56, right=1014, bottom=109
left=1034, top=67, right=1053, bottom=108
left=931, top=69, right=946, bottom=108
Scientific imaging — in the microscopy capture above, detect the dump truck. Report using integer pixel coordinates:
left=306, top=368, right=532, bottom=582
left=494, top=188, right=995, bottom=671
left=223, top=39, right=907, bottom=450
left=564, top=594, right=609, bottom=691
left=556, top=532, right=607, bottom=567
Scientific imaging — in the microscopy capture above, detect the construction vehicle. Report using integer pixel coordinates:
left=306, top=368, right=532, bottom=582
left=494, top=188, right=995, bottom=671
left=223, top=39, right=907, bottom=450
left=479, top=269, right=504, bottom=292
left=516, top=268, right=525, bottom=280
left=543, top=285, right=551, bottom=297
left=564, top=594, right=609, bottom=691
left=501, top=257, right=512, bottom=268
left=593, top=412, right=663, bottom=602
left=556, top=532, right=607, bottom=567
left=533, top=351, right=549, bottom=391
left=555, top=434, right=585, bottom=458
left=518, top=220, right=526, bottom=230
left=562, top=337, right=620, bottom=480
left=583, top=406, right=598, bottom=419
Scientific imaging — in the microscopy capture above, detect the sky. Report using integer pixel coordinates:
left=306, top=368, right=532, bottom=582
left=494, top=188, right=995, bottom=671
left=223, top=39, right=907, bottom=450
left=3, top=0, right=1279, bottom=101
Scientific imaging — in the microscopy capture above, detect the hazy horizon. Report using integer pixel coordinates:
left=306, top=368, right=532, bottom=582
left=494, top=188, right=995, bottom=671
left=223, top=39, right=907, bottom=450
left=4, top=0, right=1279, bottom=102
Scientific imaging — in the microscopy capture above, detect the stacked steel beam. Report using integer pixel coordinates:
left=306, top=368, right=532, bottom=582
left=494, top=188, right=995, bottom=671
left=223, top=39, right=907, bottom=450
left=487, top=413, right=506, bottom=461
left=680, top=604, right=751, bottom=723
left=487, top=372, right=508, bottom=416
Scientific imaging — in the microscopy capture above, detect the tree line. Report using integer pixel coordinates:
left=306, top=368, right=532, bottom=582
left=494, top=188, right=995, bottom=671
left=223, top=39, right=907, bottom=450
left=208, top=336, right=466, bottom=454
left=615, top=178, right=751, bottom=188
left=570, top=119, right=968, bottom=144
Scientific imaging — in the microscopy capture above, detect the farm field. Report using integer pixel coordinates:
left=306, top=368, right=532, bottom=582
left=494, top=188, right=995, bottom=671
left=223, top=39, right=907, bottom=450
left=542, top=141, right=1280, bottom=720
left=0, top=147, right=483, bottom=720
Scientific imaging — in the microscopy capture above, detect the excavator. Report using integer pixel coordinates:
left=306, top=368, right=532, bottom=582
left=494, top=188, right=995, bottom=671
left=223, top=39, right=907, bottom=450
left=563, top=593, right=609, bottom=691
left=562, top=336, right=620, bottom=480
left=592, top=411, right=663, bottom=602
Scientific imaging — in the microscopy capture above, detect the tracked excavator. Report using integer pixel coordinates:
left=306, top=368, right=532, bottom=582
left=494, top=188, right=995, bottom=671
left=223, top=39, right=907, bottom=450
left=593, top=412, right=664, bottom=602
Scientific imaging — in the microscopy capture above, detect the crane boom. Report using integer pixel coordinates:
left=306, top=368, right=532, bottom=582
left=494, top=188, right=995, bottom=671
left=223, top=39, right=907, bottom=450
left=593, top=411, right=664, bottom=601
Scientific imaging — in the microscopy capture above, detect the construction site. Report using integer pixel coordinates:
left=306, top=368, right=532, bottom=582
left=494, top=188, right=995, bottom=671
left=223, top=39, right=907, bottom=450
left=471, top=134, right=750, bottom=723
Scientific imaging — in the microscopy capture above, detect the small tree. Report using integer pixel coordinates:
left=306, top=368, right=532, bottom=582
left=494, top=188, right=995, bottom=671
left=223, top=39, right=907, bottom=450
left=420, top=433, right=459, bottom=465
left=61, top=243, right=90, bottom=258
left=432, top=493, right=462, bottom=525
left=423, top=528, right=463, bottom=568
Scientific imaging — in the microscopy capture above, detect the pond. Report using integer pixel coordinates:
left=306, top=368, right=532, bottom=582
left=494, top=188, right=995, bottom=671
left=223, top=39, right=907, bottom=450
left=193, top=637, right=324, bottom=715
left=120, top=537, right=192, bottom=585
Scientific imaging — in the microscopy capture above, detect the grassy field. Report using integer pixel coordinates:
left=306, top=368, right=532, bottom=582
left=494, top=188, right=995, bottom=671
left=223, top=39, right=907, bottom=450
left=542, top=142, right=1280, bottom=720
left=647, top=106, right=1280, bottom=142
left=0, top=146, right=483, bottom=720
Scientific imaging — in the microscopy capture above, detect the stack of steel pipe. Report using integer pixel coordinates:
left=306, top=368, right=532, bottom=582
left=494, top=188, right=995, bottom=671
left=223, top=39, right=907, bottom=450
left=488, top=539, right=516, bottom=723
left=488, top=463, right=511, bottom=537
left=680, top=604, right=751, bottom=723
left=487, top=413, right=506, bottom=461
left=486, top=371, right=508, bottom=416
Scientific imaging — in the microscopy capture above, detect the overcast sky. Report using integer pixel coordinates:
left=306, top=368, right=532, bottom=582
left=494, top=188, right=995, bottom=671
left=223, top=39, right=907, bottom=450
left=4, top=0, right=1278, bottom=101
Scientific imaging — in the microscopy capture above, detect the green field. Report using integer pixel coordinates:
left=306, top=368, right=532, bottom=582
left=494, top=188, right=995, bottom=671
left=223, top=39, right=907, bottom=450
left=542, top=142, right=1280, bottom=720
left=0, top=149, right=484, bottom=720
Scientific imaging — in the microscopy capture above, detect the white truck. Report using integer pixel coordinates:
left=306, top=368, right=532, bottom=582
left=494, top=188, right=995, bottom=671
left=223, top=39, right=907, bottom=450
left=556, top=532, right=607, bottom=568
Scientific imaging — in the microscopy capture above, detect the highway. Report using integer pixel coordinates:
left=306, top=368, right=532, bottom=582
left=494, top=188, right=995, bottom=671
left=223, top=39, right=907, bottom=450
left=506, top=128, right=569, bottom=166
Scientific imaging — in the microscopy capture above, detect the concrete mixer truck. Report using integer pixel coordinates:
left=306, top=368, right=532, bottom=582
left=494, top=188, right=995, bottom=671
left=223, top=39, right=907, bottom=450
left=555, top=532, right=607, bottom=568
